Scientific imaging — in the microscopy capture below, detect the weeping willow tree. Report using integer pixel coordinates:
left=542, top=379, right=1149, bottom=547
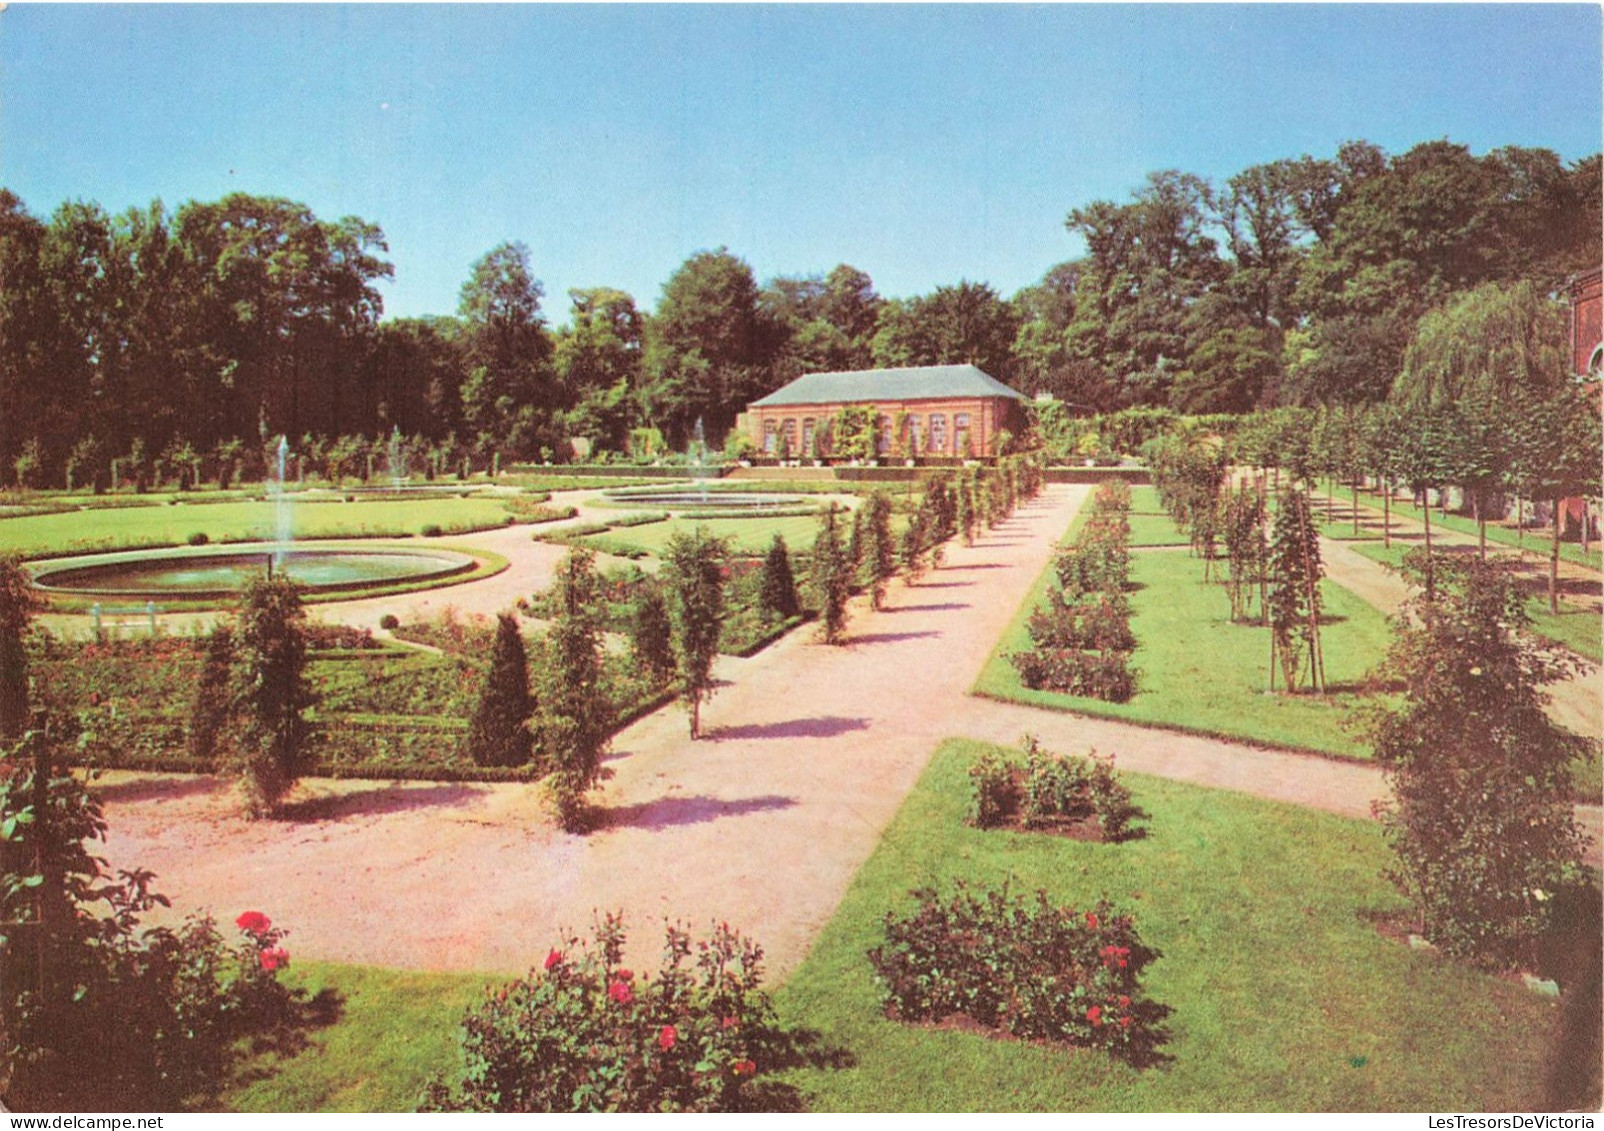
left=1392, top=281, right=1571, bottom=562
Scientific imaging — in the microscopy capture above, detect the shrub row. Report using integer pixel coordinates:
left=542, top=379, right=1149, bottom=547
left=1012, top=482, right=1138, bottom=702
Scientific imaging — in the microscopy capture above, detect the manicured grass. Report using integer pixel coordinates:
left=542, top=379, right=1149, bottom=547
left=210, top=739, right=1564, bottom=1112
left=1349, top=541, right=1603, bottom=665
left=975, top=545, right=1396, bottom=760
left=1126, top=486, right=1192, bottom=548
left=1344, top=485, right=1603, bottom=572
left=773, top=738, right=1560, bottom=1112
left=223, top=963, right=491, bottom=1113
left=1, top=496, right=517, bottom=559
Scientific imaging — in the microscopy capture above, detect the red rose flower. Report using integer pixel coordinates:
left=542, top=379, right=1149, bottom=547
left=1118, top=995, right=1130, bottom=1008
left=720, top=1016, right=739, bottom=1030
left=731, top=1059, right=756, bottom=1077
left=235, top=911, right=271, bottom=935
left=658, top=1025, right=677, bottom=1051
left=1086, top=912, right=1099, bottom=929
left=259, top=947, right=289, bottom=972
left=1119, top=1016, right=1132, bottom=1029
left=543, top=948, right=563, bottom=971
left=608, top=980, right=633, bottom=1005
left=1086, top=1005, right=1103, bottom=1026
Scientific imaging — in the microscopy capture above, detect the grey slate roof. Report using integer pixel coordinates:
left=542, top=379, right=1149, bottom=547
left=749, top=364, right=1025, bottom=408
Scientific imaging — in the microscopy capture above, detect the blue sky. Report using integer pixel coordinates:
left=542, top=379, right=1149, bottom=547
left=2, top=4, right=1599, bottom=322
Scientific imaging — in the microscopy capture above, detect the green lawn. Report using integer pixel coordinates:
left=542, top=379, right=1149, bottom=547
left=1125, top=486, right=1192, bottom=548
left=772, top=738, right=1561, bottom=1111
left=0, top=496, right=516, bottom=559
left=224, top=964, right=491, bottom=1112
left=975, top=544, right=1396, bottom=760
left=1341, top=484, right=1603, bottom=572
left=1348, top=541, right=1604, bottom=665
left=219, top=739, right=1559, bottom=1112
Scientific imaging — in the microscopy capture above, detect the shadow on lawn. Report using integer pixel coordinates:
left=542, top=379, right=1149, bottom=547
left=599, top=792, right=797, bottom=831
left=735, top=1026, right=858, bottom=1113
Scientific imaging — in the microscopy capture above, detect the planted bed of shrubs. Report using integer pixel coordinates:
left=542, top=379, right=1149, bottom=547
left=1011, top=481, right=1137, bottom=701
left=866, top=883, right=1169, bottom=1064
left=421, top=916, right=800, bottom=1112
left=968, top=734, right=1143, bottom=841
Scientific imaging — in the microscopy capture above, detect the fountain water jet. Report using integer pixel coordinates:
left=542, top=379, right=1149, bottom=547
left=271, top=435, right=293, bottom=570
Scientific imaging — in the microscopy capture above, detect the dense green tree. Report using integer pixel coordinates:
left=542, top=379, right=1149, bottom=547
left=758, top=534, right=800, bottom=623
left=230, top=575, right=314, bottom=817
left=468, top=613, right=534, bottom=769
left=1509, top=386, right=1603, bottom=612
left=661, top=529, right=727, bottom=739
left=871, top=281, right=1021, bottom=381
left=629, top=581, right=677, bottom=689
left=1064, top=171, right=1228, bottom=406
left=645, top=248, right=768, bottom=444
left=1372, top=558, right=1589, bottom=969
left=554, top=287, right=645, bottom=454
left=536, top=551, right=611, bottom=829
left=1266, top=488, right=1323, bottom=693
left=810, top=508, right=854, bottom=644
left=187, top=626, right=236, bottom=764
left=458, top=241, right=558, bottom=459
left=1394, top=281, right=1569, bottom=409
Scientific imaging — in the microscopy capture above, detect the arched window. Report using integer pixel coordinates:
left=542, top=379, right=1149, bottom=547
left=929, top=414, right=947, bottom=453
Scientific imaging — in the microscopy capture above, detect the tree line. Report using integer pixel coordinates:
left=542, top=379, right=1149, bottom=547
left=1, top=136, right=1596, bottom=488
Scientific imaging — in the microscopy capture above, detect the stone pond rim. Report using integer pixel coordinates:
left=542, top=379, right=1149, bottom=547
left=29, top=546, right=480, bottom=601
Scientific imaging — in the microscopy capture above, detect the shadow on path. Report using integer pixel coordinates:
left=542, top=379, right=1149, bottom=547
left=89, top=774, right=223, bottom=805
left=906, top=579, right=974, bottom=589
left=601, top=792, right=797, bottom=831
left=710, top=716, right=871, bottom=741
left=880, top=602, right=970, bottom=613
left=850, top=630, right=941, bottom=646
left=279, top=782, right=486, bottom=822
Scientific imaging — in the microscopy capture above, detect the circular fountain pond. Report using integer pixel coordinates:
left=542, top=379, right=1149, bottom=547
left=32, top=546, right=478, bottom=601
left=600, top=487, right=810, bottom=515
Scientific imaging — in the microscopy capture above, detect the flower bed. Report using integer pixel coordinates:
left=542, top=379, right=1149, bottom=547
left=968, top=735, right=1142, bottom=841
left=867, top=883, right=1168, bottom=1063
left=422, top=917, right=796, bottom=1112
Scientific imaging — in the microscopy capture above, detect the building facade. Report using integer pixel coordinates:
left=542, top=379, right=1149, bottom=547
left=1570, top=265, right=1602, bottom=379
left=745, top=364, right=1025, bottom=460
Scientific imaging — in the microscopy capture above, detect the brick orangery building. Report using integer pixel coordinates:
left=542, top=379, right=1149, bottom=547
left=1570, top=265, right=1602, bottom=380
left=746, top=364, right=1026, bottom=460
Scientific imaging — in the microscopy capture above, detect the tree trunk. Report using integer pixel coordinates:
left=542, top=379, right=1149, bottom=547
left=1474, top=491, right=1486, bottom=562
left=1383, top=480, right=1392, bottom=549
left=1351, top=482, right=1360, bottom=536
left=1422, top=496, right=1434, bottom=603
left=1551, top=503, right=1562, bottom=615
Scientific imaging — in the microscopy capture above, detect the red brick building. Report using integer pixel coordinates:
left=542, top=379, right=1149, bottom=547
left=1570, top=265, right=1602, bottom=379
left=746, top=364, right=1025, bottom=460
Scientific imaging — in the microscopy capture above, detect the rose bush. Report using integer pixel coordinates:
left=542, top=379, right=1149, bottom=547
left=422, top=915, right=797, bottom=1112
left=867, top=883, right=1169, bottom=1063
